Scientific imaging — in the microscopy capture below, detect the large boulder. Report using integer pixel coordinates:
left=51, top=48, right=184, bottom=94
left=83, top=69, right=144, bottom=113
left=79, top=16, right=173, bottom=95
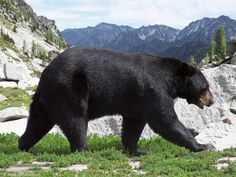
left=0, top=52, right=8, bottom=79
left=4, top=62, right=31, bottom=81
left=18, top=77, right=40, bottom=89
left=86, top=116, right=155, bottom=138
left=0, top=119, right=59, bottom=136
left=196, top=116, right=236, bottom=151
left=175, top=64, right=236, bottom=133
left=0, top=107, right=28, bottom=122
left=0, top=81, right=18, bottom=88
left=0, top=64, right=4, bottom=79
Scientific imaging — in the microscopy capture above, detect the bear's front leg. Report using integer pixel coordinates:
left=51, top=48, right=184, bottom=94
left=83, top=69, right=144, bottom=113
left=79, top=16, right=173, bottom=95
left=144, top=95, right=213, bottom=152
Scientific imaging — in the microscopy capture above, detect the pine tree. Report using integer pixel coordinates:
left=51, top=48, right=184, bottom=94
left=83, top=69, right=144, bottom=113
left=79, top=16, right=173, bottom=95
left=0, top=28, right=3, bottom=36
left=31, top=40, right=36, bottom=58
left=214, top=26, right=227, bottom=60
left=189, top=55, right=197, bottom=65
left=204, top=53, right=210, bottom=64
left=209, top=40, right=216, bottom=63
left=13, top=25, right=17, bottom=33
left=22, top=40, right=27, bottom=55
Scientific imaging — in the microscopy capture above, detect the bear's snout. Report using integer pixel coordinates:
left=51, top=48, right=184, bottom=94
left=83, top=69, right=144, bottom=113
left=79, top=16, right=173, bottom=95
left=200, top=89, right=213, bottom=107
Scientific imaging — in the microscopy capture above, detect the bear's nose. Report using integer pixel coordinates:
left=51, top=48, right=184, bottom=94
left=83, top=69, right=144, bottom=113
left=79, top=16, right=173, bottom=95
left=207, top=99, right=214, bottom=107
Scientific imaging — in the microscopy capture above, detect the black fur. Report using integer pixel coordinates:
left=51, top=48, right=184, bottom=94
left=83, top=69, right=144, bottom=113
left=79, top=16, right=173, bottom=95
left=19, top=48, right=212, bottom=155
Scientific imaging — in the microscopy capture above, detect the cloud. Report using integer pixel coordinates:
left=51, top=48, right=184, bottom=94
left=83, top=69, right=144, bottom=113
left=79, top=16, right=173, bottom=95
left=24, top=0, right=236, bottom=30
left=25, top=0, right=44, bottom=7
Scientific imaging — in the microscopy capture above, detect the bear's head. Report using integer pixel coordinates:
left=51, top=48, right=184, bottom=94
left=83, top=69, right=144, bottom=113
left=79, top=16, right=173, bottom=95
left=178, top=63, right=214, bottom=109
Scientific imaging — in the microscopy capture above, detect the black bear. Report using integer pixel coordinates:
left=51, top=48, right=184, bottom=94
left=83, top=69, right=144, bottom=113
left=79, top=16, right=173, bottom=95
left=19, top=47, right=214, bottom=156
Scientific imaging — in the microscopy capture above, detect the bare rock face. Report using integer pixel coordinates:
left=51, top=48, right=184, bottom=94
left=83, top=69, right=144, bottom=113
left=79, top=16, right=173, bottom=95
left=4, top=62, right=31, bottom=81
left=175, top=64, right=236, bottom=133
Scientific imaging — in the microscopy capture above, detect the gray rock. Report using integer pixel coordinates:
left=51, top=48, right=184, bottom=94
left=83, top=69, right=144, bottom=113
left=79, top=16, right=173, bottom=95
left=18, top=77, right=39, bottom=89
left=30, top=58, right=44, bottom=73
left=0, top=64, right=4, bottom=79
left=4, top=62, right=30, bottom=81
left=0, top=119, right=27, bottom=135
left=0, top=53, right=6, bottom=79
left=0, top=107, right=29, bottom=122
left=0, top=118, right=59, bottom=135
left=175, top=64, right=236, bottom=133
left=196, top=119, right=236, bottom=151
left=60, top=164, right=88, bottom=172
left=83, top=116, right=155, bottom=138
left=0, top=94, right=7, bottom=102
left=0, top=81, right=18, bottom=88
left=231, top=54, right=236, bottom=65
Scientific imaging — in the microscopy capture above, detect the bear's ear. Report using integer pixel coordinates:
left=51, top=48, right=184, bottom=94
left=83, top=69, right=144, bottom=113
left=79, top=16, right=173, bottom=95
left=179, top=63, right=195, bottom=76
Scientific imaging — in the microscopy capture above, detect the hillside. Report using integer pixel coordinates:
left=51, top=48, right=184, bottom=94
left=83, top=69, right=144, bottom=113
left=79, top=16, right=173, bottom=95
left=0, top=0, right=67, bottom=81
left=61, top=16, right=236, bottom=62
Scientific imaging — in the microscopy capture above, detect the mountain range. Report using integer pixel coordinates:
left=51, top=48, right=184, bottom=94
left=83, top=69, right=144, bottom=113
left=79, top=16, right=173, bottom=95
left=61, top=15, right=236, bottom=62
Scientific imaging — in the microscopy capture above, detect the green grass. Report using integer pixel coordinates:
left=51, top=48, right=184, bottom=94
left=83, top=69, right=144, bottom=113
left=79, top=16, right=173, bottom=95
left=0, top=87, right=235, bottom=176
left=0, top=133, right=235, bottom=176
left=0, top=87, right=32, bottom=110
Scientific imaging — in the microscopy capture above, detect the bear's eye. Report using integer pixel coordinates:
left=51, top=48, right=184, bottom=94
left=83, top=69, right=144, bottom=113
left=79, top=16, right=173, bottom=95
left=200, top=88, right=207, bottom=95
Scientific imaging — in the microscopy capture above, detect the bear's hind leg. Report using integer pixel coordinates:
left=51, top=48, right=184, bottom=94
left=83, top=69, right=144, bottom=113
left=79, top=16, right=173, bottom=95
left=121, top=117, right=146, bottom=156
left=59, top=115, right=88, bottom=152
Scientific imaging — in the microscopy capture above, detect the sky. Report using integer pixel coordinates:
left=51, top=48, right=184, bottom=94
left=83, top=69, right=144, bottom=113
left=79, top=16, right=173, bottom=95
left=25, top=0, right=236, bottom=31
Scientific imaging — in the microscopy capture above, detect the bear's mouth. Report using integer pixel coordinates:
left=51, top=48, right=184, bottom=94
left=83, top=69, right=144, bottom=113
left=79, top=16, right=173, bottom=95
left=187, top=90, right=214, bottom=109
left=194, top=98, right=205, bottom=109
left=187, top=98, right=204, bottom=109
